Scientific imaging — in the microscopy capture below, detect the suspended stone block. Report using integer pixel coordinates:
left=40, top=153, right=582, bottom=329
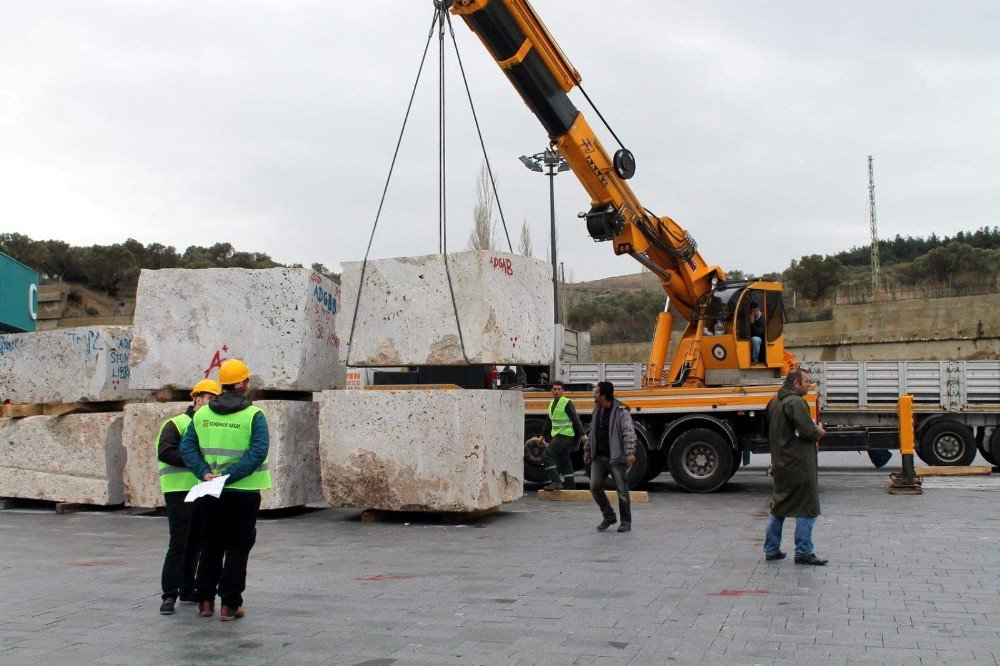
left=0, top=326, right=141, bottom=404
left=318, top=389, right=523, bottom=511
left=129, top=268, right=340, bottom=391
left=122, top=400, right=322, bottom=510
left=0, top=413, right=124, bottom=505
left=338, top=251, right=554, bottom=366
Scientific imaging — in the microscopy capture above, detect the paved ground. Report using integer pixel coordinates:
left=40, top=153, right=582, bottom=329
left=1, top=453, right=999, bottom=665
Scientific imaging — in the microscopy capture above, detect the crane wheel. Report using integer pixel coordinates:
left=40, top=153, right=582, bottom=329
left=667, top=428, right=734, bottom=493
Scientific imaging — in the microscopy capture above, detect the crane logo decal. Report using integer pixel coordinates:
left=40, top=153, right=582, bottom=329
left=711, top=344, right=727, bottom=361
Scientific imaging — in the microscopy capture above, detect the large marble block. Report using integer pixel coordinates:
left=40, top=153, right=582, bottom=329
left=122, top=400, right=322, bottom=510
left=318, top=389, right=523, bottom=511
left=129, top=268, right=340, bottom=391
left=0, top=413, right=125, bottom=504
left=0, top=326, right=141, bottom=404
left=338, top=251, right=553, bottom=366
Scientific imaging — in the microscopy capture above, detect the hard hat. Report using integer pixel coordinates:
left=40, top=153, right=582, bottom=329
left=190, top=379, right=222, bottom=398
left=218, top=358, right=251, bottom=385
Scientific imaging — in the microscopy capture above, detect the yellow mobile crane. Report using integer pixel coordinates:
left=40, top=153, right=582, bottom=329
left=449, top=0, right=810, bottom=491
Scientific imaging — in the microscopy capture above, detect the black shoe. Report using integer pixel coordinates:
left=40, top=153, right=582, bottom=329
left=765, top=551, right=786, bottom=561
left=794, top=553, right=829, bottom=566
left=542, top=482, right=563, bottom=491
left=597, top=517, right=617, bottom=532
left=159, top=598, right=176, bottom=615
left=617, top=523, right=631, bottom=533
left=178, top=595, right=198, bottom=604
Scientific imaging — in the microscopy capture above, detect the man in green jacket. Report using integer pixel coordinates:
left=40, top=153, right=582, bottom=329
left=532, top=380, right=585, bottom=491
left=764, top=368, right=828, bottom=565
left=157, top=378, right=221, bottom=615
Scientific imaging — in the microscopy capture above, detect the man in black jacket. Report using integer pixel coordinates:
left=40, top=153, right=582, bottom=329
left=157, top=379, right=221, bottom=615
left=750, top=304, right=766, bottom=363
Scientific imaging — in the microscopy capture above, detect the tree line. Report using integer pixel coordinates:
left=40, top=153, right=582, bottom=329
left=567, top=226, right=1000, bottom=343
left=0, top=234, right=340, bottom=297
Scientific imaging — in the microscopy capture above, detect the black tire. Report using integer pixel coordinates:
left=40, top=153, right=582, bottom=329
left=918, top=420, right=977, bottom=467
left=522, top=418, right=548, bottom=483
left=585, top=422, right=650, bottom=490
left=667, top=428, right=734, bottom=493
left=645, top=449, right=668, bottom=482
left=988, top=427, right=1000, bottom=467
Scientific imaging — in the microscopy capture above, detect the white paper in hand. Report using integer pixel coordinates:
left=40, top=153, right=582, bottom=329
left=184, top=475, right=230, bottom=503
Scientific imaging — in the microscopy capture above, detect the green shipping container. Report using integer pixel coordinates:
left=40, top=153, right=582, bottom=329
left=0, top=251, right=39, bottom=333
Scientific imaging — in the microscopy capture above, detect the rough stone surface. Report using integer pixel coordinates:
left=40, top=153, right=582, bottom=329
left=338, top=251, right=554, bottom=366
left=0, top=413, right=124, bottom=504
left=122, top=400, right=322, bottom=510
left=129, top=268, right=340, bottom=390
left=318, top=389, right=523, bottom=511
left=0, top=326, right=142, bottom=404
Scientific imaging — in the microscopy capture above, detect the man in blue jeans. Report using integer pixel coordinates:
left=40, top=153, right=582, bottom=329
left=764, top=368, right=828, bottom=565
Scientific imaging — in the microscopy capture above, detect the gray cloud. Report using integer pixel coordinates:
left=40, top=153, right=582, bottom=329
left=3, top=1, right=997, bottom=280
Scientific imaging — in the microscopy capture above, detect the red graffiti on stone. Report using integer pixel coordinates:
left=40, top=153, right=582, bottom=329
left=204, top=348, right=228, bottom=378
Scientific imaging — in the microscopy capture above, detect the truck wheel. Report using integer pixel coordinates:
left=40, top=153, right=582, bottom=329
left=988, top=427, right=1000, bottom=467
left=523, top=418, right=549, bottom=483
left=918, top=420, right=977, bottom=467
left=585, top=425, right=650, bottom=490
left=667, top=428, right=734, bottom=493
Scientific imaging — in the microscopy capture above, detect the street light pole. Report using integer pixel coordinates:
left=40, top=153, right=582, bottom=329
left=518, top=149, right=570, bottom=327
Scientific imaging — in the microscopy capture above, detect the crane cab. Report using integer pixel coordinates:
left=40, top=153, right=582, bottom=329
left=661, top=281, right=792, bottom=387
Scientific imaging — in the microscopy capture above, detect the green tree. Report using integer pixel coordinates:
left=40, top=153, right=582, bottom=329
left=783, top=255, right=845, bottom=301
left=82, top=244, right=139, bottom=297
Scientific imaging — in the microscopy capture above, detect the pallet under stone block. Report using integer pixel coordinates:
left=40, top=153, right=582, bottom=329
left=0, top=413, right=125, bottom=505
left=318, top=389, right=524, bottom=512
left=122, top=400, right=323, bottom=510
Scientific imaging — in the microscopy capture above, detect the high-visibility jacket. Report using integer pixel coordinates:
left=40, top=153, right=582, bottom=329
left=192, top=405, right=272, bottom=491
left=157, top=413, right=199, bottom=493
left=548, top=396, right=575, bottom=438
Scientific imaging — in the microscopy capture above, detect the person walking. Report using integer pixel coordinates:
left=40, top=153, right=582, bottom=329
left=763, top=368, right=828, bottom=565
left=157, top=379, right=221, bottom=615
left=180, top=358, right=270, bottom=621
left=533, top=380, right=585, bottom=491
left=583, top=381, right=637, bottom=533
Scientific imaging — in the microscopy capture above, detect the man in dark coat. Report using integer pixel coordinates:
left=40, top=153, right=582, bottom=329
left=764, top=368, right=828, bottom=565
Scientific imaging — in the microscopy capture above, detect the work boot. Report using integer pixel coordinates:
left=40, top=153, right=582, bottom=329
left=198, top=600, right=215, bottom=617
left=794, top=553, right=829, bottom=566
left=617, top=523, right=631, bottom=533
left=542, top=482, right=563, bottom=492
left=596, top=517, right=617, bottom=532
left=765, top=551, right=786, bottom=562
left=159, top=598, right=176, bottom=615
left=220, top=605, right=245, bottom=622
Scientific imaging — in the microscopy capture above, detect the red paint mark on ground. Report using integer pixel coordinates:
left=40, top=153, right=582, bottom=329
left=750, top=513, right=770, bottom=518
left=709, top=589, right=769, bottom=597
left=69, top=560, right=126, bottom=567
left=355, top=573, right=414, bottom=583
left=38, top=520, right=54, bottom=525
left=748, top=541, right=764, bottom=547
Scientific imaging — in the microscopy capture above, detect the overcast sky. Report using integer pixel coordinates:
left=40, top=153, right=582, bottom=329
left=3, top=1, right=998, bottom=280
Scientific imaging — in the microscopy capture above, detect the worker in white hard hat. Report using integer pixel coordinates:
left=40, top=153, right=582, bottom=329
left=179, top=358, right=271, bottom=622
left=157, top=379, right=222, bottom=616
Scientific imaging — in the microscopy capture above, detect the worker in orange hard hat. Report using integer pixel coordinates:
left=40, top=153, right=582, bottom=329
left=157, top=378, right=222, bottom=616
left=179, top=358, right=271, bottom=622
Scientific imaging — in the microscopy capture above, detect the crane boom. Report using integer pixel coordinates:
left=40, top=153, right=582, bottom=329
left=451, top=0, right=722, bottom=320
left=451, top=0, right=794, bottom=386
